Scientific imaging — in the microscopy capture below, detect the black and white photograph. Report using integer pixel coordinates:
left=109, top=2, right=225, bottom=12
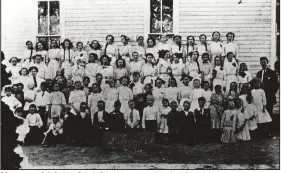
left=1, top=0, right=280, bottom=170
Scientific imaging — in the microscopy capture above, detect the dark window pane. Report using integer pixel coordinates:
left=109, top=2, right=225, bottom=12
left=38, top=37, right=49, bottom=50
left=162, top=0, right=173, bottom=33
left=49, top=1, right=60, bottom=35
left=150, top=0, right=161, bottom=33
left=38, top=1, right=48, bottom=35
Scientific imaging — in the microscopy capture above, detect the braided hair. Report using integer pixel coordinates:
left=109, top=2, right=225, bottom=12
left=199, top=34, right=208, bottom=52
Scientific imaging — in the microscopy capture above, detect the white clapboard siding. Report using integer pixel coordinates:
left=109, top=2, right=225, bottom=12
left=64, top=0, right=146, bottom=45
left=1, top=0, right=37, bottom=62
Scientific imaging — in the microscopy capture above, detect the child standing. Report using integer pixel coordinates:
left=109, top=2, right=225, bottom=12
left=178, top=75, right=193, bottom=111
left=85, top=53, right=100, bottom=86
left=209, top=31, right=223, bottom=64
left=167, top=101, right=181, bottom=143
left=142, top=95, right=159, bottom=132
left=114, top=58, right=129, bottom=87
left=129, top=72, right=144, bottom=97
left=251, top=78, right=272, bottom=137
left=124, top=100, right=140, bottom=131
left=212, top=56, right=225, bottom=91
left=202, top=81, right=212, bottom=108
left=69, top=81, right=87, bottom=115
left=88, top=83, right=102, bottom=124
left=238, top=63, right=252, bottom=91
left=117, top=76, right=133, bottom=114
left=196, top=34, right=209, bottom=65
left=200, top=53, right=213, bottom=83
left=235, top=98, right=251, bottom=141
left=190, top=79, right=204, bottom=111
left=25, top=104, right=43, bottom=145
left=49, top=83, right=66, bottom=118
left=243, top=93, right=258, bottom=139
left=171, top=53, right=185, bottom=85
left=157, top=99, right=171, bottom=143
left=102, top=78, right=118, bottom=113
left=153, top=78, right=166, bottom=112
left=141, top=53, right=157, bottom=86
left=164, top=77, right=179, bottom=103
left=108, top=101, right=125, bottom=132
left=221, top=97, right=237, bottom=144
left=224, top=52, right=238, bottom=91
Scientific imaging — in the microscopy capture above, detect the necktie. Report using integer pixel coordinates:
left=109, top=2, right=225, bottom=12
left=42, top=92, right=44, bottom=97
left=130, top=110, right=133, bottom=122
left=33, top=76, right=37, bottom=88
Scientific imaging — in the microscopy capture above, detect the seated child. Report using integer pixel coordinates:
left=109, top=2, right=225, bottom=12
left=221, top=97, right=237, bottom=144
left=194, top=97, right=211, bottom=143
left=25, top=104, right=44, bottom=145
left=142, top=94, right=159, bottom=132
left=2, top=86, right=22, bottom=112
left=124, top=100, right=140, bottom=131
left=157, top=98, right=171, bottom=143
left=108, top=101, right=125, bottom=132
left=43, top=116, right=63, bottom=144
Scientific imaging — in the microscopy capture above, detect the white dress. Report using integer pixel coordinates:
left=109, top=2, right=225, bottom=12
left=60, top=49, right=75, bottom=78
left=171, top=62, right=185, bottom=85
left=224, top=60, right=238, bottom=91
left=6, top=65, right=21, bottom=84
left=251, top=89, right=272, bottom=124
left=202, top=89, right=212, bottom=108
left=209, top=41, right=223, bottom=64
left=213, top=66, right=226, bottom=90
left=118, top=86, right=133, bottom=114
left=200, top=62, right=212, bottom=82
left=85, top=63, right=100, bottom=86
left=223, top=41, right=239, bottom=58
left=158, top=106, right=171, bottom=134
left=190, top=88, right=204, bottom=111
left=102, top=87, right=118, bottom=113
left=97, top=66, right=114, bottom=83
left=119, top=44, right=133, bottom=63
left=152, top=87, right=166, bottom=112
left=164, top=87, right=178, bottom=103
left=186, top=61, right=200, bottom=82
left=141, top=63, right=157, bottom=86
left=21, top=49, right=37, bottom=68
left=178, top=85, right=192, bottom=111
left=30, top=62, right=48, bottom=80
left=158, top=59, right=171, bottom=86
left=46, top=49, right=60, bottom=79
left=157, top=42, right=171, bottom=52
left=88, top=93, right=102, bottom=123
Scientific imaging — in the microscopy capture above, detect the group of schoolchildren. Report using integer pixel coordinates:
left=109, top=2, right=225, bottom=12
left=2, top=31, right=275, bottom=146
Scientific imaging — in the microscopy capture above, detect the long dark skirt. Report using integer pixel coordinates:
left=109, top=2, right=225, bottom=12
left=145, top=120, right=157, bottom=132
left=25, top=126, right=43, bottom=145
left=45, top=132, right=63, bottom=144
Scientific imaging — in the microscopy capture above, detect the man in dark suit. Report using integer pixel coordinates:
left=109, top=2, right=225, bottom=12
left=256, top=57, right=279, bottom=135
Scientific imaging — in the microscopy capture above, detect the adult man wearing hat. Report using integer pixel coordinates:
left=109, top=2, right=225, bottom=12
left=28, top=66, right=45, bottom=91
left=256, top=57, right=279, bottom=135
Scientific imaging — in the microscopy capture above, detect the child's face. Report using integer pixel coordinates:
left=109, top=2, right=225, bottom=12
left=129, top=102, right=135, bottom=109
left=40, top=85, right=46, bottom=91
left=97, top=102, right=104, bottom=110
left=132, top=53, right=138, bottom=61
left=227, top=54, right=233, bottom=62
left=31, top=69, right=37, bottom=76
left=187, top=37, right=194, bottom=44
left=96, top=76, right=103, bottom=83
left=193, top=80, right=200, bottom=88
left=29, top=107, right=36, bottom=114
left=147, top=97, right=154, bottom=106
left=227, top=34, right=234, bottom=41
left=35, top=56, right=42, bottom=63
left=133, top=75, right=140, bottom=82
left=215, top=57, right=221, bottom=66
left=148, top=39, right=154, bottom=47
left=198, top=100, right=205, bottom=108
left=92, top=41, right=99, bottom=49
left=138, top=37, right=144, bottom=44
left=12, top=86, right=18, bottom=92
left=230, top=83, right=237, bottom=91
left=215, top=87, right=221, bottom=94
left=174, top=37, right=181, bottom=44
left=114, top=104, right=121, bottom=111
left=164, top=53, right=170, bottom=60
left=117, top=60, right=124, bottom=68
left=92, top=84, right=99, bottom=93
left=102, top=57, right=108, bottom=65
left=144, top=85, right=151, bottom=93
left=108, top=79, right=115, bottom=87
left=53, top=118, right=59, bottom=124
left=16, top=111, right=23, bottom=117
left=54, top=84, right=60, bottom=91
left=202, top=55, right=209, bottom=62
left=37, top=43, right=43, bottom=51
left=64, top=41, right=70, bottom=48
left=170, top=102, right=178, bottom=109
left=192, top=52, right=198, bottom=61
left=80, top=104, right=87, bottom=112
left=155, top=80, right=162, bottom=88
left=121, top=78, right=128, bottom=86
left=77, top=43, right=83, bottom=51
left=183, top=102, right=190, bottom=111
left=27, top=42, right=33, bottom=49
left=160, top=36, right=167, bottom=43
left=228, top=101, right=235, bottom=109
left=213, top=32, right=220, bottom=40
left=170, top=79, right=176, bottom=87
left=183, top=77, right=189, bottom=86
left=203, top=83, right=209, bottom=90
left=147, top=55, right=153, bottom=63
left=15, top=93, right=22, bottom=100
left=199, top=36, right=206, bottom=43
left=121, top=37, right=127, bottom=44
left=88, top=55, right=95, bottom=63
left=240, top=64, right=247, bottom=71
left=5, top=90, right=12, bottom=96
left=254, top=82, right=260, bottom=88
left=163, top=101, right=169, bottom=108
left=11, top=58, right=18, bottom=66
left=51, top=41, right=56, bottom=48
left=83, top=79, right=90, bottom=87
left=21, top=69, right=27, bottom=76
left=57, top=76, right=64, bottom=83
left=67, top=80, right=73, bottom=87
left=173, top=56, right=179, bottom=63
left=107, top=36, right=113, bottom=44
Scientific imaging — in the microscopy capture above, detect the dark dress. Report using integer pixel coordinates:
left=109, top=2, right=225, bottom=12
left=167, top=110, right=181, bottom=143
left=179, top=110, right=196, bottom=145
left=107, top=110, right=125, bottom=132
left=62, top=112, right=76, bottom=144
left=74, top=112, right=93, bottom=145
left=194, top=108, right=211, bottom=143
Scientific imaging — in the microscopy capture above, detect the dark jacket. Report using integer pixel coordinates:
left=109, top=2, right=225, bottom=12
left=93, top=110, right=110, bottom=129
left=167, top=109, right=181, bottom=134
left=178, top=110, right=196, bottom=133
left=108, top=110, right=125, bottom=132
left=257, top=68, right=279, bottom=105
left=194, top=108, right=211, bottom=130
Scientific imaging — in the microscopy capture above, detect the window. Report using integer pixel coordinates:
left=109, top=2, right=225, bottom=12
left=149, top=0, right=173, bottom=40
left=37, top=0, right=60, bottom=50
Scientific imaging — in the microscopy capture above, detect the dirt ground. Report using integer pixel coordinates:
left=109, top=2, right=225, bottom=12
left=23, top=137, right=280, bottom=169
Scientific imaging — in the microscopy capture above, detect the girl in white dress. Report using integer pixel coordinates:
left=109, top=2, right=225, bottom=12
left=153, top=78, right=166, bottom=112
left=114, top=58, right=129, bottom=87
left=6, top=57, right=21, bottom=84
left=18, top=67, right=31, bottom=90
left=157, top=50, right=171, bottom=85
left=70, top=58, right=85, bottom=83
left=209, top=31, right=224, bottom=65
left=146, top=38, right=159, bottom=63
left=69, top=81, right=86, bottom=114
left=85, top=53, right=100, bottom=86
left=157, top=34, right=172, bottom=52
left=238, top=63, right=252, bottom=91
left=157, top=98, right=171, bottom=135
left=133, top=36, right=146, bottom=63
left=118, top=76, right=133, bottom=114
left=129, top=52, right=144, bottom=79
left=178, top=75, right=193, bottom=111
left=212, top=56, right=226, bottom=90
left=223, top=32, right=239, bottom=61
left=202, top=81, right=212, bottom=108
left=30, top=55, right=48, bottom=80
left=185, top=36, right=196, bottom=62
left=21, top=41, right=37, bottom=68
left=190, top=79, right=204, bottom=111
left=171, top=53, right=185, bottom=85
left=35, top=42, right=47, bottom=62
left=102, top=78, right=118, bottom=113
left=224, top=52, right=238, bottom=91
left=73, top=42, right=88, bottom=65
left=85, top=40, right=102, bottom=60
left=200, top=53, right=213, bottom=83
left=97, top=55, right=114, bottom=84
left=119, top=35, right=133, bottom=64
left=60, top=39, right=75, bottom=79
left=46, top=40, right=60, bottom=79
left=88, top=83, right=102, bottom=124
left=141, top=53, right=157, bottom=86
left=102, top=35, right=118, bottom=63
left=164, top=77, right=179, bottom=103
left=196, top=34, right=209, bottom=66
left=235, top=98, right=251, bottom=141
left=251, top=78, right=272, bottom=124
left=171, top=35, right=185, bottom=63
left=185, top=51, right=201, bottom=82
left=243, top=93, right=258, bottom=138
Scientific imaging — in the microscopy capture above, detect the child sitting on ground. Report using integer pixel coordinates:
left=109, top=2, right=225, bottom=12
left=43, top=116, right=63, bottom=144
